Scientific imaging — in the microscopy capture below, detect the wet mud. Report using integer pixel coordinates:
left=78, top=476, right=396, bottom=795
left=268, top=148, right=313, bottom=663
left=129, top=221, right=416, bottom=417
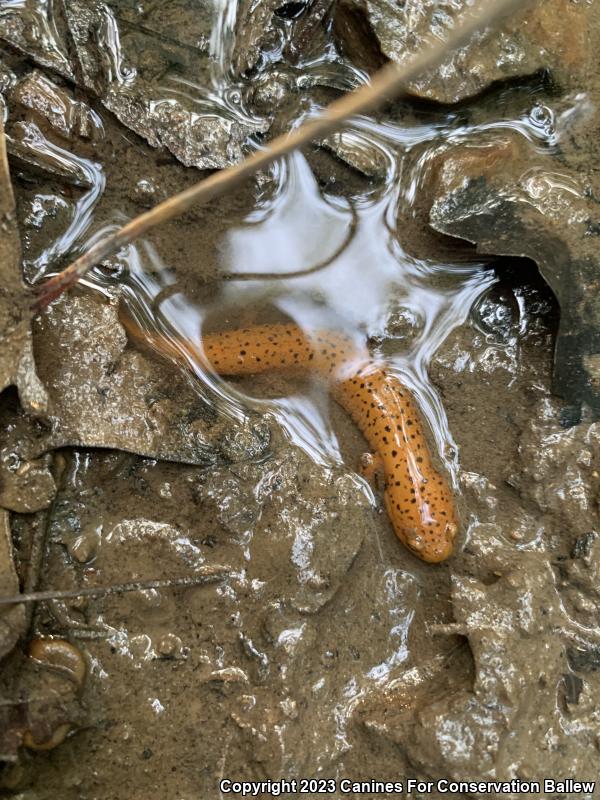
left=1, top=1, right=600, bottom=798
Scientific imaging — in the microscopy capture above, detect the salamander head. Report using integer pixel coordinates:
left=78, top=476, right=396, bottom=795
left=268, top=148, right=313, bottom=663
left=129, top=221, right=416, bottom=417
left=385, top=491, right=458, bottom=563
left=405, top=519, right=458, bottom=563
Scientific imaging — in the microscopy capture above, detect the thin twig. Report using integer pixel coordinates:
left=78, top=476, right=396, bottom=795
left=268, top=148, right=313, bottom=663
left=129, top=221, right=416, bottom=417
left=0, top=566, right=232, bottom=605
left=33, top=0, right=527, bottom=310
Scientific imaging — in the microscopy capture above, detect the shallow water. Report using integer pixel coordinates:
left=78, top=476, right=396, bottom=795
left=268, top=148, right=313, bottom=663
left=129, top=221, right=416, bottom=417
left=54, top=72, right=566, bottom=481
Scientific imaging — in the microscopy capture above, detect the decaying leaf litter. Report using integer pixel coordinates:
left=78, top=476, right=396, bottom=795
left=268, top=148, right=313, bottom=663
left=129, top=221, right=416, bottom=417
left=2, top=0, right=600, bottom=795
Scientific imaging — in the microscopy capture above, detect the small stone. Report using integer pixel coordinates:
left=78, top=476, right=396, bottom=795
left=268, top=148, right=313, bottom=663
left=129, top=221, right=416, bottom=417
left=68, top=531, right=98, bottom=563
left=320, top=649, right=337, bottom=668
left=280, top=697, right=298, bottom=719
left=156, top=633, right=182, bottom=658
left=133, top=178, right=158, bottom=207
left=158, top=482, right=172, bottom=499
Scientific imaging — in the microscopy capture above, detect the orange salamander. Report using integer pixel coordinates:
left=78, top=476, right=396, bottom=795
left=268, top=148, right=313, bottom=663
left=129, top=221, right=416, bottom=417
left=120, top=313, right=458, bottom=563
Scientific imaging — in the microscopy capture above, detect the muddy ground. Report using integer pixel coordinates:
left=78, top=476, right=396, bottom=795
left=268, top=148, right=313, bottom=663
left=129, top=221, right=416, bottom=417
left=1, top=1, right=600, bottom=798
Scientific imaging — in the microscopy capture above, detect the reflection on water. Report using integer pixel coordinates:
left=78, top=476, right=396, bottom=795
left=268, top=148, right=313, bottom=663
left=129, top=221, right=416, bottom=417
left=42, top=52, right=569, bottom=482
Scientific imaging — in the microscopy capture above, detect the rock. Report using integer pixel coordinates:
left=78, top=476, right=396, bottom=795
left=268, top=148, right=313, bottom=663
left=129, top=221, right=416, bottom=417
left=234, top=0, right=335, bottom=75
left=65, top=0, right=268, bottom=169
left=3, top=113, right=105, bottom=283
left=333, top=0, right=590, bottom=104
left=428, top=133, right=600, bottom=413
left=232, top=0, right=284, bottom=77
left=319, top=130, right=390, bottom=179
left=280, top=0, right=335, bottom=65
left=7, top=121, right=96, bottom=188
left=11, top=71, right=103, bottom=141
left=0, top=1, right=75, bottom=80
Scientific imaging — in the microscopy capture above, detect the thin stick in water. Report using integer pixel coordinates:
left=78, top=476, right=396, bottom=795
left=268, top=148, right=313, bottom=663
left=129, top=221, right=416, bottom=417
left=0, top=566, right=232, bottom=605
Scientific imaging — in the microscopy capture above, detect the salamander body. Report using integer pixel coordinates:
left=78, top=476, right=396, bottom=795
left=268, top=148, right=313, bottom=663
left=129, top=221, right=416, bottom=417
left=121, top=316, right=458, bottom=562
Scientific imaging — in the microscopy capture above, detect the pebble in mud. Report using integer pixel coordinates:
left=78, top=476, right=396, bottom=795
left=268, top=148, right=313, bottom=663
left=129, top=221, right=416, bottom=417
left=156, top=633, right=183, bottom=658
left=22, top=724, right=72, bottom=752
left=67, top=529, right=99, bottom=563
left=250, top=72, right=293, bottom=110
left=132, top=178, right=159, bottom=207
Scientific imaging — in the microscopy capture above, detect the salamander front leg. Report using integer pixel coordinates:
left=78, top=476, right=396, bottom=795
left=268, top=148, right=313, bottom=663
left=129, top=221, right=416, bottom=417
left=359, top=452, right=385, bottom=492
